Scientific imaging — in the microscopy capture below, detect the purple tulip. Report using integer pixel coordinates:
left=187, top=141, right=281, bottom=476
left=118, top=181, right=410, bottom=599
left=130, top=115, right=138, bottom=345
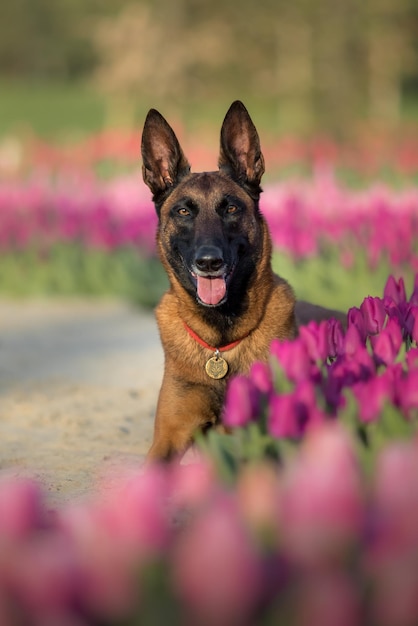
left=360, top=296, right=387, bottom=335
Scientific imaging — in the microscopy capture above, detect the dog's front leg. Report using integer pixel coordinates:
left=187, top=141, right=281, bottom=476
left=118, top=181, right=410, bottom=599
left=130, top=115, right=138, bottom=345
left=146, top=373, right=220, bottom=463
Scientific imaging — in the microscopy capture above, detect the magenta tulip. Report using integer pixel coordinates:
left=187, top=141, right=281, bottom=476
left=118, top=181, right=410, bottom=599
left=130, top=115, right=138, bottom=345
left=406, top=347, right=418, bottom=369
left=352, top=373, right=391, bottom=422
left=370, top=317, right=403, bottom=366
left=327, top=318, right=345, bottom=358
left=249, top=360, right=273, bottom=394
left=268, top=393, right=302, bottom=439
left=270, top=338, right=316, bottom=382
left=223, top=375, right=259, bottom=428
left=405, top=305, right=418, bottom=343
left=299, top=320, right=330, bottom=362
left=397, top=370, right=418, bottom=417
left=343, top=324, right=364, bottom=356
left=383, top=274, right=407, bottom=307
left=409, top=273, right=418, bottom=305
left=360, top=296, right=387, bottom=335
left=268, top=381, right=326, bottom=439
left=347, top=307, right=367, bottom=343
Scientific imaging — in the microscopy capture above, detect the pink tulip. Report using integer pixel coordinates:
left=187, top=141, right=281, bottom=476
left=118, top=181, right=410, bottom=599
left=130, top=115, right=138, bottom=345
left=7, top=534, right=79, bottom=620
left=57, top=504, right=139, bottom=619
left=280, top=424, right=364, bottom=565
left=0, top=478, right=44, bottom=539
left=171, top=494, right=261, bottom=626
left=295, top=569, right=361, bottom=626
left=236, top=463, right=282, bottom=541
left=370, top=558, right=418, bottom=626
left=368, top=441, right=418, bottom=625
left=170, top=459, right=216, bottom=509
left=372, top=441, right=418, bottom=547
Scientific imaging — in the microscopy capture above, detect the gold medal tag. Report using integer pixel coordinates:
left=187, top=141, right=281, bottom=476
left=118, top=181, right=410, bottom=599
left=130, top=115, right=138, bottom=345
left=205, top=351, right=228, bottom=379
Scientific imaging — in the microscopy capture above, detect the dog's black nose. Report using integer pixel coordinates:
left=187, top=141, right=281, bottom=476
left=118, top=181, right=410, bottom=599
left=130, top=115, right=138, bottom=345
left=194, top=245, right=224, bottom=273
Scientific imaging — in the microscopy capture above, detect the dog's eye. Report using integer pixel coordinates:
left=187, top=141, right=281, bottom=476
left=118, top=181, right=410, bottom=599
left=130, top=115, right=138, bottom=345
left=226, top=205, right=238, bottom=215
left=177, top=207, right=191, bottom=217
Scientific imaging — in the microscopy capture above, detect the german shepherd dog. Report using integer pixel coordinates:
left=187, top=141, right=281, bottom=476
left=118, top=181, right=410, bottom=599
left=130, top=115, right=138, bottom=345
left=141, top=101, right=344, bottom=462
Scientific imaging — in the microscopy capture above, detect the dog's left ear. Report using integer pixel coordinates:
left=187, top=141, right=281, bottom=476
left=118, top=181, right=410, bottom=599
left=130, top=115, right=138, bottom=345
left=218, top=101, right=265, bottom=196
left=141, top=108, right=191, bottom=203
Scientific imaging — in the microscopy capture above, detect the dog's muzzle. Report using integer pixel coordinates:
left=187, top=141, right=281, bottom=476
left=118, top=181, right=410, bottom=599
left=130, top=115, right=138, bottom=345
left=191, top=245, right=231, bottom=306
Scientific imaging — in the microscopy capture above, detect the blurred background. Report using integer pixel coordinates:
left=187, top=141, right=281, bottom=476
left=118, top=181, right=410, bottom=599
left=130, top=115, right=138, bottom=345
left=1, top=0, right=418, bottom=140
left=0, top=0, right=417, bottom=308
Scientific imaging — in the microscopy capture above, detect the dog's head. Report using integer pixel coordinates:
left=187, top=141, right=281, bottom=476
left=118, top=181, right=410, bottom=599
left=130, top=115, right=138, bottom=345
left=141, top=101, right=267, bottom=310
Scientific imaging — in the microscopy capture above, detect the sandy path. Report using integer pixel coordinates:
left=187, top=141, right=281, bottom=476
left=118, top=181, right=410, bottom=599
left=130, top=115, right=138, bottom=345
left=0, top=299, right=163, bottom=505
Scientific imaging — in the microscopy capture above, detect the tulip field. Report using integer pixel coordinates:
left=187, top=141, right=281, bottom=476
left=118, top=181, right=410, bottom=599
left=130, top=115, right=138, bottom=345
left=1, top=132, right=418, bottom=624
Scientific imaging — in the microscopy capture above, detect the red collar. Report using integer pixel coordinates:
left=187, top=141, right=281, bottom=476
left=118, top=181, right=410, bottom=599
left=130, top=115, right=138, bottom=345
left=183, top=321, right=247, bottom=352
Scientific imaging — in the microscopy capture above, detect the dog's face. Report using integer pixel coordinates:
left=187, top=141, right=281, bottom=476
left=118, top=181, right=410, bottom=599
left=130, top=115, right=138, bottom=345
left=141, top=101, right=267, bottom=311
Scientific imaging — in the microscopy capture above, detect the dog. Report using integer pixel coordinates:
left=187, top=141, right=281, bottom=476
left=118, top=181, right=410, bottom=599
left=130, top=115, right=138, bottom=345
left=141, top=101, right=344, bottom=462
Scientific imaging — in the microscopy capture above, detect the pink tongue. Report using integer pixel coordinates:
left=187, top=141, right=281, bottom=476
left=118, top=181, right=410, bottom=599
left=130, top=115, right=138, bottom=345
left=197, top=276, right=226, bottom=305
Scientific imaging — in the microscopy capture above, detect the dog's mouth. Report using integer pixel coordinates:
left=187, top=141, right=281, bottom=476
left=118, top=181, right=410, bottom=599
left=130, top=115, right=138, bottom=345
left=190, top=267, right=234, bottom=307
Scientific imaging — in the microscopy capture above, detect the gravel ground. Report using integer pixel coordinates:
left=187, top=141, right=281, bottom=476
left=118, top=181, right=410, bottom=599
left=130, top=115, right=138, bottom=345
left=0, top=299, right=163, bottom=505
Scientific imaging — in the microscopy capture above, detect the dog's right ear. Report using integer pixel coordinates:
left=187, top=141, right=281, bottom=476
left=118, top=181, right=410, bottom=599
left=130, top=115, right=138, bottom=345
left=141, top=109, right=190, bottom=203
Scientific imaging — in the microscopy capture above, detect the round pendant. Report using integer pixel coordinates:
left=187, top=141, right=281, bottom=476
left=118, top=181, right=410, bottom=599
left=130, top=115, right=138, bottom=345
left=205, top=355, right=228, bottom=379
